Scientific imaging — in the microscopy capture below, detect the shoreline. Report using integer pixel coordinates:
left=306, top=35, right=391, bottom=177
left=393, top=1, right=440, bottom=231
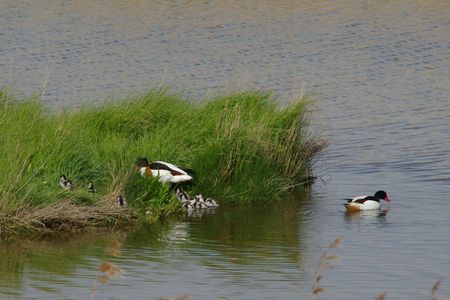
left=0, top=88, right=325, bottom=235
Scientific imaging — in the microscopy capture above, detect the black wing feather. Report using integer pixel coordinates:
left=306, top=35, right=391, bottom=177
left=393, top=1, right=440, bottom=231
left=344, top=196, right=375, bottom=204
left=149, top=162, right=185, bottom=176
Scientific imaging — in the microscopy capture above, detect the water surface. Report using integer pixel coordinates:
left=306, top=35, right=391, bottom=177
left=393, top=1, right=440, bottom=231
left=1, top=0, right=450, bottom=299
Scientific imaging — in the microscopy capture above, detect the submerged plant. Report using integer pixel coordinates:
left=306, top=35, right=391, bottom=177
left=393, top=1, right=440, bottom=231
left=428, top=279, right=442, bottom=300
left=310, top=237, right=342, bottom=300
left=374, top=292, right=387, bottom=300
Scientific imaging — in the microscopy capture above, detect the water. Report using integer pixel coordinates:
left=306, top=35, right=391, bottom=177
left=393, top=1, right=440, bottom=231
left=1, top=0, right=450, bottom=299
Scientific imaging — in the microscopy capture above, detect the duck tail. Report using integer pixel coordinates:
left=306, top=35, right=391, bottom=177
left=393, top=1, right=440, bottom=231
left=180, top=167, right=195, bottom=175
left=344, top=203, right=362, bottom=212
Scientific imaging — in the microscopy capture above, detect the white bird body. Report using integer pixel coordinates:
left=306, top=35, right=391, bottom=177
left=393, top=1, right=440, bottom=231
left=59, top=175, right=73, bottom=190
left=87, top=182, right=96, bottom=193
left=115, top=196, right=128, bottom=208
left=205, top=197, right=219, bottom=207
left=183, top=201, right=195, bottom=211
left=175, top=186, right=191, bottom=203
left=136, top=159, right=193, bottom=184
left=344, top=191, right=390, bottom=212
left=345, top=196, right=380, bottom=211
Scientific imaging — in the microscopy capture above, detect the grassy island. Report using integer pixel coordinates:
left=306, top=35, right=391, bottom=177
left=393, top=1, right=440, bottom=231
left=0, top=89, right=324, bottom=235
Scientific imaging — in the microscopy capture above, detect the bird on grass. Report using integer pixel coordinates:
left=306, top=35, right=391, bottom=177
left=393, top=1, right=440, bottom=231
left=87, top=182, right=96, bottom=193
left=344, top=190, right=390, bottom=211
left=59, top=175, right=74, bottom=190
left=115, top=196, right=128, bottom=208
left=175, top=186, right=191, bottom=203
left=135, top=157, right=193, bottom=184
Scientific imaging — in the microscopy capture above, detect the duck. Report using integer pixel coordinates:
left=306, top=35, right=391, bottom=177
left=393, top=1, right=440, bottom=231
left=182, top=201, right=195, bottom=211
left=344, top=190, right=390, bottom=211
left=175, top=186, right=191, bottom=203
left=115, top=195, right=128, bottom=208
left=205, top=197, right=219, bottom=207
left=87, top=182, right=96, bottom=193
left=135, top=157, right=193, bottom=184
left=192, top=194, right=208, bottom=209
left=59, top=175, right=74, bottom=190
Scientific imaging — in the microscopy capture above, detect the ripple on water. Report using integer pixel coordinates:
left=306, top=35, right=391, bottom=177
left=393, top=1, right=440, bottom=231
left=1, top=0, right=450, bottom=299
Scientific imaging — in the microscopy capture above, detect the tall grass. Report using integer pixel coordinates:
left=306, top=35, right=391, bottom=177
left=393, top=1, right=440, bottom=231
left=0, top=88, right=324, bottom=233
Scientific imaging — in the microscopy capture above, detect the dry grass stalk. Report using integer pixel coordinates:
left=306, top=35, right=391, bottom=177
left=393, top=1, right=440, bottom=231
left=374, top=292, right=386, bottom=300
left=158, top=294, right=192, bottom=300
left=428, top=278, right=442, bottom=300
left=91, top=235, right=127, bottom=299
left=310, top=237, right=342, bottom=300
left=105, top=239, right=122, bottom=257
left=98, top=262, right=121, bottom=284
left=1, top=199, right=137, bottom=235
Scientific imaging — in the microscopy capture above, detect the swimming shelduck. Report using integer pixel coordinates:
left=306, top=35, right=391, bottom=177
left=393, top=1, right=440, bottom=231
left=135, top=157, right=193, bottom=184
left=344, top=190, right=390, bottom=211
left=115, top=196, right=128, bottom=208
left=59, top=175, right=74, bottom=190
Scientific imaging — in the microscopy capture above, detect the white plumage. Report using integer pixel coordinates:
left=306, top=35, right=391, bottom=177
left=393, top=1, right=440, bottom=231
left=135, top=158, right=193, bottom=184
left=344, top=190, right=390, bottom=212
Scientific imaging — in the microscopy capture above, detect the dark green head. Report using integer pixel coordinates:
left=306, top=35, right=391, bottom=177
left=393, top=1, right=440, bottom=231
left=374, top=190, right=390, bottom=202
left=135, top=157, right=149, bottom=167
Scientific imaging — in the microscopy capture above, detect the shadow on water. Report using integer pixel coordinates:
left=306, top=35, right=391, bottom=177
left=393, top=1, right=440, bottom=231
left=344, top=208, right=389, bottom=222
left=0, top=190, right=312, bottom=298
left=127, top=189, right=311, bottom=264
left=186, top=198, right=304, bottom=265
left=342, top=209, right=390, bottom=233
left=0, top=230, right=128, bottom=295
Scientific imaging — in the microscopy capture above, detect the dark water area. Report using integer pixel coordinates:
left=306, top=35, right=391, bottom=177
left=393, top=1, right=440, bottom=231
left=0, top=200, right=307, bottom=299
left=1, top=0, right=450, bottom=299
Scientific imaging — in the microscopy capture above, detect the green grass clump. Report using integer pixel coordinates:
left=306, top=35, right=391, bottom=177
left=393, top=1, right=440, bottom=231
left=0, top=88, right=324, bottom=233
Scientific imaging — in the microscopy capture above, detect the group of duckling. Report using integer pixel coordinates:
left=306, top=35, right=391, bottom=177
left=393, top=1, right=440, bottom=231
left=58, top=157, right=218, bottom=212
left=175, top=187, right=218, bottom=211
left=59, top=175, right=127, bottom=208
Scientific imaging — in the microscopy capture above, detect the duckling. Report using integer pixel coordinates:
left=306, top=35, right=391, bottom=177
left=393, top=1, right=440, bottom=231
left=175, top=186, right=190, bottom=203
left=59, top=175, right=74, bottom=190
left=182, top=201, right=195, bottom=211
left=194, top=194, right=204, bottom=201
left=193, top=194, right=208, bottom=209
left=115, top=196, right=128, bottom=208
left=87, top=182, right=96, bottom=193
left=197, top=202, right=208, bottom=209
left=205, top=197, right=219, bottom=207
left=135, top=157, right=193, bottom=184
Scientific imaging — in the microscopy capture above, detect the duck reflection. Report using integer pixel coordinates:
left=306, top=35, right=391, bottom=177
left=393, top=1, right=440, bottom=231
left=184, top=196, right=306, bottom=266
left=344, top=208, right=389, bottom=219
left=344, top=209, right=389, bottom=231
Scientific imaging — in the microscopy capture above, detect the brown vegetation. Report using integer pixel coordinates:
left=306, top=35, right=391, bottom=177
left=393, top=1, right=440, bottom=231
left=0, top=198, right=137, bottom=235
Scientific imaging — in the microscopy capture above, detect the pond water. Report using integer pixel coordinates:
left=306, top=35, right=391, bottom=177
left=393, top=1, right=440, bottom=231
left=1, top=0, right=450, bottom=299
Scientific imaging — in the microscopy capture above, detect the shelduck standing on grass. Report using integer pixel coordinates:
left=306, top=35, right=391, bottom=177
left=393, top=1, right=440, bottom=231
left=135, top=158, right=193, bottom=184
left=344, top=190, right=390, bottom=212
